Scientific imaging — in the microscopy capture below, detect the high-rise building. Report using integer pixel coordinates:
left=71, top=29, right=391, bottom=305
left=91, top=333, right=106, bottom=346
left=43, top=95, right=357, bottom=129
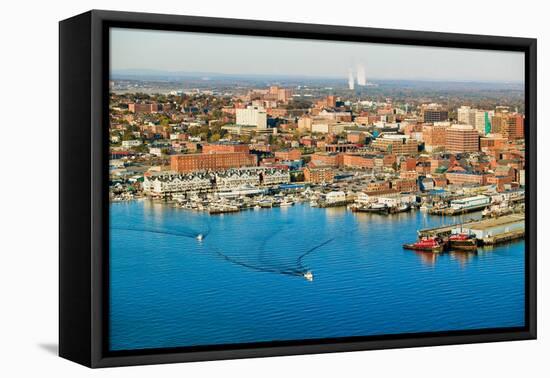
left=421, top=104, right=449, bottom=123
left=422, top=122, right=449, bottom=152
left=236, top=106, right=267, bottom=129
left=491, top=113, right=524, bottom=140
left=297, top=116, right=312, bottom=131
left=457, top=106, right=475, bottom=125
left=268, top=86, right=293, bottom=103
left=457, top=106, right=493, bottom=135
left=474, top=110, right=494, bottom=135
left=445, top=124, right=479, bottom=153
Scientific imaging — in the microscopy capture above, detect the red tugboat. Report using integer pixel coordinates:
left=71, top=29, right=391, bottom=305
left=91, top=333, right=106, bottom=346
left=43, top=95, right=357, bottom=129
left=448, top=233, right=478, bottom=251
left=403, top=237, right=444, bottom=253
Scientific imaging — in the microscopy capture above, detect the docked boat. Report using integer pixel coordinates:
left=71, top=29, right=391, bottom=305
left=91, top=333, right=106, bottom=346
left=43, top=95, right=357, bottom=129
left=208, top=205, right=239, bottom=215
left=389, top=203, right=411, bottom=214
left=280, top=199, right=295, bottom=207
left=448, top=233, right=477, bottom=251
left=258, top=199, right=273, bottom=208
left=403, top=237, right=444, bottom=253
left=351, top=203, right=389, bottom=214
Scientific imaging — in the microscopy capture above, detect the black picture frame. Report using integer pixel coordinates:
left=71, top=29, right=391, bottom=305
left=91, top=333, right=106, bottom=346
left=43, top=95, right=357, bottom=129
left=59, top=9, right=537, bottom=368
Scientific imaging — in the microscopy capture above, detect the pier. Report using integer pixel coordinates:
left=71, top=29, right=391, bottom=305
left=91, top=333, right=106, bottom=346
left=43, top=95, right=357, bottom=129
left=417, top=214, right=525, bottom=246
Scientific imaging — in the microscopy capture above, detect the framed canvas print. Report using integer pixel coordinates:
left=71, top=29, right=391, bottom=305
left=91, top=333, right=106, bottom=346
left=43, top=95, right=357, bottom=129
left=59, top=10, right=537, bottom=368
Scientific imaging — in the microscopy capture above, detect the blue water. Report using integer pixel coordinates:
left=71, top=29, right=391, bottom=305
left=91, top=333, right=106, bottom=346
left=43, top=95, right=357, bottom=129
left=109, top=200, right=525, bottom=351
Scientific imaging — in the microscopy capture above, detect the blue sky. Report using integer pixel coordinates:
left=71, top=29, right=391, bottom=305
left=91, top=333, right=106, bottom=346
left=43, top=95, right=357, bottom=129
left=110, top=28, right=524, bottom=83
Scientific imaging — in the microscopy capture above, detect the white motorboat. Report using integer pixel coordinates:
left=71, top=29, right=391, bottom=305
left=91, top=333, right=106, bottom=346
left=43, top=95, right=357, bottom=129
left=280, top=200, right=294, bottom=207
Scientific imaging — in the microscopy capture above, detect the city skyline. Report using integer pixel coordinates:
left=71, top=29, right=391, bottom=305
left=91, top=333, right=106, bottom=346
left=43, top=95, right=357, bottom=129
left=111, top=28, right=525, bottom=83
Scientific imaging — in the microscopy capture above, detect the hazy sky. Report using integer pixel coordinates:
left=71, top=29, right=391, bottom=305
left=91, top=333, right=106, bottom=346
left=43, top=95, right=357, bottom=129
left=110, top=28, right=524, bottom=83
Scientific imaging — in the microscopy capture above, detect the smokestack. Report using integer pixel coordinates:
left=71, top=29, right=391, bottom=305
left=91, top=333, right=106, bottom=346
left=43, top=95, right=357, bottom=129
left=357, top=64, right=366, bottom=86
left=348, top=69, right=355, bottom=90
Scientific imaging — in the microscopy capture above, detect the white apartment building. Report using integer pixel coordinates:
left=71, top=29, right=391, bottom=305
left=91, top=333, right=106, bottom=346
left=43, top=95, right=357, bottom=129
left=457, top=106, right=493, bottom=135
left=236, top=106, right=267, bottom=128
left=143, top=172, right=215, bottom=196
left=261, top=169, right=291, bottom=186
left=215, top=170, right=260, bottom=190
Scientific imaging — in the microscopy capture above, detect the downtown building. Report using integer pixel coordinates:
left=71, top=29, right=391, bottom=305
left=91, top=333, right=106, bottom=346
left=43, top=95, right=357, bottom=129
left=445, top=124, right=480, bottom=154
left=371, top=134, right=419, bottom=155
left=457, top=106, right=494, bottom=135
left=268, top=86, right=293, bottom=103
left=491, top=112, right=525, bottom=140
left=422, top=122, right=450, bottom=152
left=236, top=106, right=268, bottom=129
left=421, top=104, right=449, bottom=123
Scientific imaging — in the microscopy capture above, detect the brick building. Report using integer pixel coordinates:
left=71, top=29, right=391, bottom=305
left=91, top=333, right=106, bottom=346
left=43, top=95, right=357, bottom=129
left=202, top=143, right=250, bottom=154
left=371, top=135, right=418, bottom=155
left=310, top=152, right=342, bottom=167
left=274, top=149, right=302, bottom=161
left=480, top=134, right=507, bottom=152
left=323, top=143, right=358, bottom=153
left=445, top=124, right=479, bottom=153
left=422, top=123, right=449, bottom=152
left=445, top=171, right=487, bottom=185
left=342, top=154, right=375, bottom=169
left=128, top=103, right=159, bottom=113
left=391, top=178, right=418, bottom=192
left=491, top=113, right=525, bottom=140
left=303, top=166, right=334, bottom=184
left=171, top=152, right=257, bottom=173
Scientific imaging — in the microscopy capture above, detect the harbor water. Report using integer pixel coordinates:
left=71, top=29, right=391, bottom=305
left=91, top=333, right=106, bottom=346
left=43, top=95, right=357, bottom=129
left=109, top=200, right=525, bottom=351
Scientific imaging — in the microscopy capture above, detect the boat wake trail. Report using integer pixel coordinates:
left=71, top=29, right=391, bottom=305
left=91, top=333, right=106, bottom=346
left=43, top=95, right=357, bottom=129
left=112, top=220, right=356, bottom=281
left=111, top=225, right=210, bottom=241
left=205, top=237, right=336, bottom=279
left=206, top=245, right=304, bottom=278
left=296, top=237, right=336, bottom=271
